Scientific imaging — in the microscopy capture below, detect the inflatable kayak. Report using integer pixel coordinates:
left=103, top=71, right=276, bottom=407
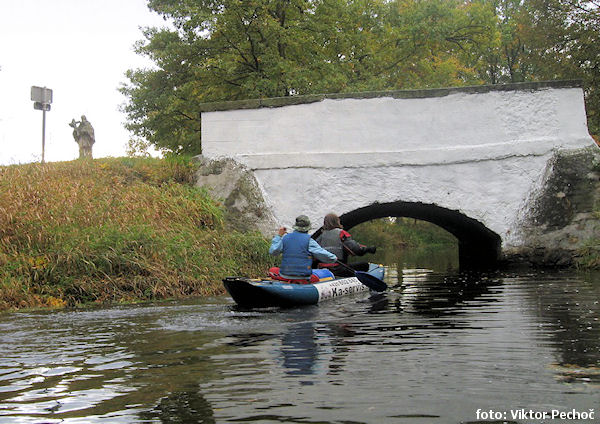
left=223, top=264, right=386, bottom=308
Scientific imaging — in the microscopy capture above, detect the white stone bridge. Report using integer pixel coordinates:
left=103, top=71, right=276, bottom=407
left=199, top=81, right=599, bottom=268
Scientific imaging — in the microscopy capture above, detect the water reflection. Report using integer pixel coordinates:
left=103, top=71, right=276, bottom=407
left=281, top=322, right=318, bottom=376
left=138, top=390, right=215, bottom=423
left=223, top=311, right=321, bottom=376
left=398, top=269, right=503, bottom=316
left=518, top=271, right=600, bottom=384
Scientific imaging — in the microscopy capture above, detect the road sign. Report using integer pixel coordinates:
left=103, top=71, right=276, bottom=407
left=31, top=86, right=53, bottom=104
left=33, top=102, right=51, bottom=111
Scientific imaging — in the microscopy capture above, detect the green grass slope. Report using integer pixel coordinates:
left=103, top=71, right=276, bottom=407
left=0, top=157, right=274, bottom=310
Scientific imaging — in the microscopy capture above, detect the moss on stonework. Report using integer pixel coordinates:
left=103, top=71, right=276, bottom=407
left=529, top=148, right=598, bottom=229
left=518, top=146, right=600, bottom=267
left=194, top=157, right=277, bottom=235
left=224, top=172, right=270, bottom=232
left=197, top=158, right=228, bottom=176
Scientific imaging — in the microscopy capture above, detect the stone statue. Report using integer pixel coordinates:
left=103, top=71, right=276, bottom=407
left=69, top=115, right=95, bottom=159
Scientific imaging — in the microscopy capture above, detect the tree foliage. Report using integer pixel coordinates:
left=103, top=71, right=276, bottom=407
left=120, top=0, right=599, bottom=154
left=521, top=0, right=600, bottom=135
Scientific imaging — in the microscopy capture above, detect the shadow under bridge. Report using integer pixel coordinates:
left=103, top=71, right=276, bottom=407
left=333, top=201, right=501, bottom=269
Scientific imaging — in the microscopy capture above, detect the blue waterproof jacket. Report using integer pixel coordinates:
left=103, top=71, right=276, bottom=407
left=270, top=231, right=337, bottom=277
left=280, top=232, right=312, bottom=277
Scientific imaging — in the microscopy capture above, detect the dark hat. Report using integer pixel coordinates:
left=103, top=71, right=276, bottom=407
left=293, top=215, right=311, bottom=232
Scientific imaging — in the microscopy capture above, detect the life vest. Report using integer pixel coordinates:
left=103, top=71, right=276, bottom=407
left=280, top=232, right=312, bottom=277
left=317, top=228, right=344, bottom=259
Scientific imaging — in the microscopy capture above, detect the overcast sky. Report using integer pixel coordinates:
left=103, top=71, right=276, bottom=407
left=0, top=0, right=167, bottom=165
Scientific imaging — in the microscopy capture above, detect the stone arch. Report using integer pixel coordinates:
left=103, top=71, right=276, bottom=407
left=317, top=201, right=501, bottom=269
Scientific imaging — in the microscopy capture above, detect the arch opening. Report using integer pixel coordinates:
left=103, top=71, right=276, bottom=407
left=319, top=201, right=501, bottom=269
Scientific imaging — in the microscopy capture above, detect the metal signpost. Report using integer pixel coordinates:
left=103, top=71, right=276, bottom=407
left=31, top=86, right=52, bottom=163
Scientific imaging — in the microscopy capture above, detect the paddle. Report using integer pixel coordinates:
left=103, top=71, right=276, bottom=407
left=335, top=261, right=388, bottom=292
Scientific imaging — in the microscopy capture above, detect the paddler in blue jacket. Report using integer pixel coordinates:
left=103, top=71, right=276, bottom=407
left=269, top=215, right=337, bottom=282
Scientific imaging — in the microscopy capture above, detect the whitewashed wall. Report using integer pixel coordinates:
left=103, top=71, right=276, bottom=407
left=201, top=83, right=595, bottom=249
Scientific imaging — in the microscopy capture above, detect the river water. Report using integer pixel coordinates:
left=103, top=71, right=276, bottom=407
left=0, top=249, right=599, bottom=424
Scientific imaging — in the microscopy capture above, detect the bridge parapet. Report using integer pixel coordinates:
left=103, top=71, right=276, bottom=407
left=201, top=80, right=589, bottom=169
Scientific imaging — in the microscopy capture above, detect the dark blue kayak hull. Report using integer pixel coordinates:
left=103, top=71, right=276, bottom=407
left=223, top=264, right=384, bottom=308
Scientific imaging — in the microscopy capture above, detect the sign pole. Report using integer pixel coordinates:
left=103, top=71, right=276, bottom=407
left=41, top=109, right=46, bottom=164
left=30, top=86, right=52, bottom=163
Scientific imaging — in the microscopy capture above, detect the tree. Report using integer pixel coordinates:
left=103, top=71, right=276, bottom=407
left=121, top=0, right=320, bottom=154
left=459, top=0, right=534, bottom=84
left=120, top=0, right=503, bottom=154
left=380, top=0, right=496, bottom=88
left=520, top=0, right=600, bottom=135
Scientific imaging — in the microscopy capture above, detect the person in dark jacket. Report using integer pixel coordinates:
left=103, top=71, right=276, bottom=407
left=315, top=213, right=376, bottom=276
left=269, top=215, right=337, bottom=282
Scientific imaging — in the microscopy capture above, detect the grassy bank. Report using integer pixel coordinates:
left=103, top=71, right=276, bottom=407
left=0, top=157, right=275, bottom=311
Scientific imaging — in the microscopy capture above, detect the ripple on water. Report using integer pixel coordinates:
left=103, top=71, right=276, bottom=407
left=0, top=270, right=598, bottom=423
